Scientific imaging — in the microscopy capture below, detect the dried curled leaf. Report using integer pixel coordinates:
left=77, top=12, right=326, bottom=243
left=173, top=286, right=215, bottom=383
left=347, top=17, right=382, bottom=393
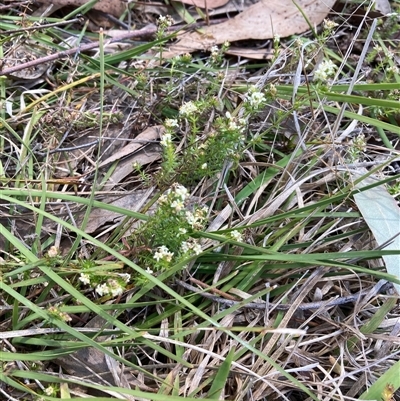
left=163, top=0, right=336, bottom=57
left=38, top=0, right=125, bottom=17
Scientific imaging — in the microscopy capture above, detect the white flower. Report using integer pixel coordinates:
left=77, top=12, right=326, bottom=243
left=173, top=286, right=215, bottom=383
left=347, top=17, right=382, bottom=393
left=192, top=242, right=202, bottom=255
left=181, top=241, right=190, bottom=253
left=178, top=228, right=187, bottom=235
left=146, top=267, right=154, bottom=274
left=185, top=206, right=208, bottom=229
left=181, top=239, right=202, bottom=255
left=158, top=15, right=174, bottom=27
left=79, top=273, right=91, bottom=285
left=228, top=121, right=236, bottom=129
left=199, top=205, right=209, bottom=215
left=111, top=286, right=123, bottom=297
left=108, top=280, right=123, bottom=297
left=230, top=230, right=243, bottom=242
left=201, top=163, right=207, bottom=169
left=314, top=59, right=336, bottom=82
left=158, top=194, right=168, bottom=204
left=210, top=45, right=219, bottom=60
left=159, top=245, right=170, bottom=254
left=210, top=45, right=219, bottom=54
left=96, top=283, right=109, bottom=296
left=174, top=184, right=188, bottom=200
left=387, top=65, right=399, bottom=74
left=171, top=199, right=184, bottom=212
left=185, top=211, right=196, bottom=227
left=247, top=91, right=265, bottom=108
left=179, top=101, right=198, bottom=117
left=225, top=111, right=245, bottom=131
left=154, top=246, right=174, bottom=262
left=153, top=250, right=163, bottom=262
left=164, top=252, right=173, bottom=262
left=165, top=118, right=179, bottom=128
left=323, top=19, right=338, bottom=30
left=269, top=83, right=277, bottom=97
left=47, top=246, right=58, bottom=258
left=118, top=273, right=131, bottom=283
left=44, top=387, right=54, bottom=396
left=160, top=133, right=172, bottom=146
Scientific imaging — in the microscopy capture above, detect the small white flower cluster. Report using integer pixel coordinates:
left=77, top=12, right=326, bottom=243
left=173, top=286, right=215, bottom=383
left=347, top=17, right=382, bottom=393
left=314, top=59, right=336, bottom=82
left=229, top=230, right=243, bottom=242
left=179, top=101, right=198, bottom=118
left=80, top=272, right=130, bottom=298
left=210, top=45, right=219, bottom=55
left=165, top=118, right=179, bottom=128
left=347, top=133, right=367, bottom=162
left=96, top=279, right=124, bottom=297
left=159, top=183, right=189, bottom=212
left=225, top=112, right=246, bottom=133
left=387, top=65, right=399, bottom=74
left=150, top=183, right=209, bottom=267
left=44, top=386, right=56, bottom=396
left=47, top=246, right=59, bottom=258
left=154, top=245, right=174, bottom=262
left=385, top=50, right=395, bottom=60
left=160, top=132, right=172, bottom=147
left=210, top=45, right=219, bottom=62
left=118, top=273, right=131, bottom=283
left=79, top=273, right=91, bottom=285
left=47, top=305, right=72, bottom=322
left=158, top=15, right=174, bottom=28
left=185, top=206, right=208, bottom=230
left=181, top=238, right=202, bottom=255
left=323, top=19, right=338, bottom=31
left=269, top=83, right=277, bottom=97
left=246, top=86, right=266, bottom=109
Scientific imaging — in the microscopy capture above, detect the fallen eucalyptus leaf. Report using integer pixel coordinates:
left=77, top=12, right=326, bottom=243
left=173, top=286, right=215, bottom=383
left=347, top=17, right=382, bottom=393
left=163, top=0, right=336, bottom=56
left=353, top=172, right=400, bottom=294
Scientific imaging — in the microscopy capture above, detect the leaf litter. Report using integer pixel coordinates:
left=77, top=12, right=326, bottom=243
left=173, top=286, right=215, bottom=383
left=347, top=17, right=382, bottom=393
left=0, top=1, right=400, bottom=400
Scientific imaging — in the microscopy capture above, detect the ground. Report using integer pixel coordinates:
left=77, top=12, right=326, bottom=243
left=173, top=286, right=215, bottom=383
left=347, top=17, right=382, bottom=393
left=0, top=1, right=400, bottom=400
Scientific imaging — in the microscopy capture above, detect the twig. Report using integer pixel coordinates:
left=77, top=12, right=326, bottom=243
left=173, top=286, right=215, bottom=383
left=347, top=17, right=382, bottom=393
left=1, top=17, right=84, bottom=34
left=0, top=25, right=158, bottom=77
left=0, top=18, right=229, bottom=77
left=175, top=279, right=392, bottom=311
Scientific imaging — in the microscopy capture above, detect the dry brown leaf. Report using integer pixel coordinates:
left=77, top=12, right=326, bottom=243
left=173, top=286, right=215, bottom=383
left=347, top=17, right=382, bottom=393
left=375, top=0, right=391, bottom=14
left=163, top=0, right=336, bottom=57
left=134, top=0, right=258, bottom=24
left=81, top=189, right=154, bottom=234
left=38, top=0, right=125, bottom=17
left=98, top=125, right=163, bottom=169
left=177, top=0, right=229, bottom=9
left=103, top=144, right=161, bottom=191
left=225, top=46, right=274, bottom=60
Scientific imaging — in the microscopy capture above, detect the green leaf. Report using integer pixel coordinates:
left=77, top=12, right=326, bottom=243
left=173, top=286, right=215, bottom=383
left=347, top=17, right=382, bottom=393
left=358, top=360, right=400, bottom=400
left=207, top=348, right=235, bottom=399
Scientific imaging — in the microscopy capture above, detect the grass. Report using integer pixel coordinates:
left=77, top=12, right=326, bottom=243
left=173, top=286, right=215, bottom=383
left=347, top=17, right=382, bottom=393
left=0, top=1, right=400, bottom=400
